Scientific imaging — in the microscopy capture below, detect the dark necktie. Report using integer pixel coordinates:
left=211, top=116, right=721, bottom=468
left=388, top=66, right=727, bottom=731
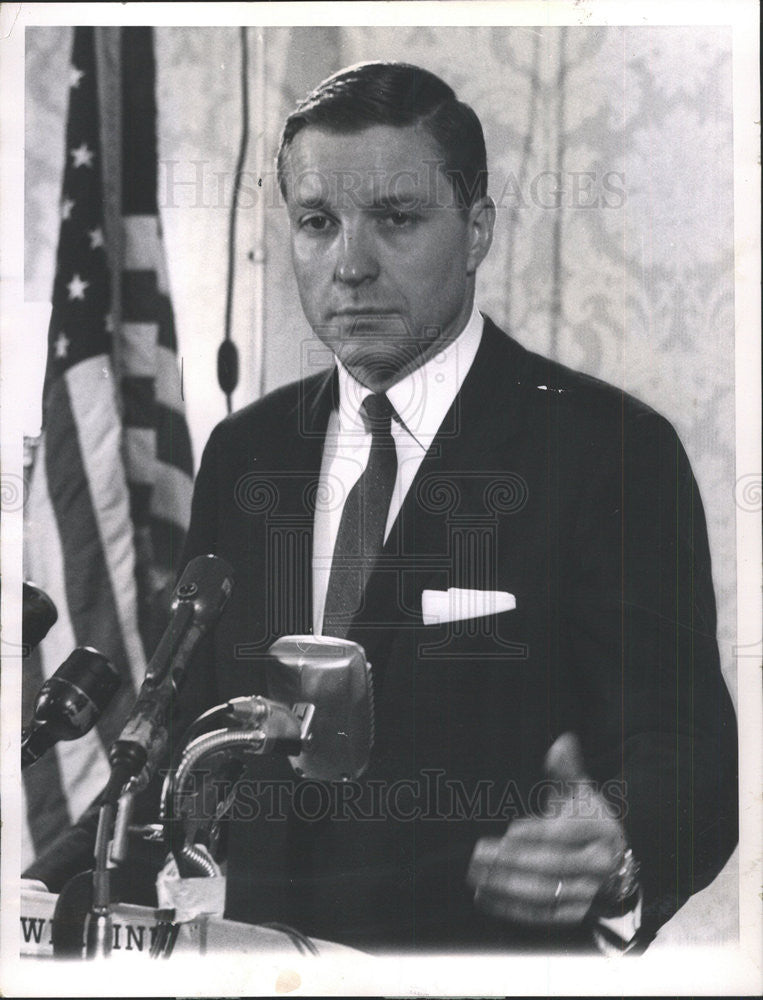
left=322, top=393, right=397, bottom=638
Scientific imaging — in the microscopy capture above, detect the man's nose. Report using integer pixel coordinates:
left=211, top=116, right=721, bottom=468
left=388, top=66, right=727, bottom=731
left=334, top=225, right=379, bottom=285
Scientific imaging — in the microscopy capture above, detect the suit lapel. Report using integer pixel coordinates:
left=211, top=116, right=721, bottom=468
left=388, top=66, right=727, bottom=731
left=386, top=317, right=530, bottom=588
left=266, top=367, right=337, bottom=636
left=347, top=318, right=533, bottom=678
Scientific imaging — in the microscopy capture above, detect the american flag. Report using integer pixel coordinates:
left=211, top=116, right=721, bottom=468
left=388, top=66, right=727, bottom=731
left=118, top=27, right=194, bottom=654
left=22, top=26, right=193, bottom=866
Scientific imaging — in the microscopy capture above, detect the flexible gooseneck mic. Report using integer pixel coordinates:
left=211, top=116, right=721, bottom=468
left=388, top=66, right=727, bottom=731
left=162, top=636, right=374, bottom=877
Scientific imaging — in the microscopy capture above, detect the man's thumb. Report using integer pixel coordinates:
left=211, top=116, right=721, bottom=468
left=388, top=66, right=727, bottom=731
left=544, top=731, right=590, bottom=783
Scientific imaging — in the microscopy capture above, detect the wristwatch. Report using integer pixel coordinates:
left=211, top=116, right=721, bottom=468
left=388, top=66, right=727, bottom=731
left=593, top=846, right=641, bottom=917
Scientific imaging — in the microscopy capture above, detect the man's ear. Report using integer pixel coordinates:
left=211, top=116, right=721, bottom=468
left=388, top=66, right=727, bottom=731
left=466, top=196, right=496, bottom=274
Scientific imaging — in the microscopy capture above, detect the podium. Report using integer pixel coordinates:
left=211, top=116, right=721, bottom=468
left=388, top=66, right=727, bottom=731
left=20, top=889, right=357, bottom=959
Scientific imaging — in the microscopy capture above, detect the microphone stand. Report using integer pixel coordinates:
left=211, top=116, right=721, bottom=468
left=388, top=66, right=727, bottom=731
left=77, top=699, right=302, bottom=956
left=83, top=762, right=134, bottom=958
left=55, top=556, right=234, bottom=958
left=83, top=590, right=195, bottom=956
left=85, top=803, right=115, bottom=957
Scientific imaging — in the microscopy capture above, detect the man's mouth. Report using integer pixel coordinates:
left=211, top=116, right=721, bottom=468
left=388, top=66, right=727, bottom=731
left=332, top=309, right=399, bottom=317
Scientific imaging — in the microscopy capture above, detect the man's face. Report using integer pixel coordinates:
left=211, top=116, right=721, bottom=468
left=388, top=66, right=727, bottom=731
left=283, top=124, right=494, bottom=392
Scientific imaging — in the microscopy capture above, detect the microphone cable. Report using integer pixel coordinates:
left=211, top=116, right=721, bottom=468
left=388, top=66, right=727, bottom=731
left=261, top=922, right=320, bottom=956
left=218, top=25, right=249, bottom=413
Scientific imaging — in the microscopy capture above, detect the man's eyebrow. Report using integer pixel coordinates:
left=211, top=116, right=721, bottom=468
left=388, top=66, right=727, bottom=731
left=370, top=192, right=425, bottom=211
left=293, top=192, right=330, bottom=210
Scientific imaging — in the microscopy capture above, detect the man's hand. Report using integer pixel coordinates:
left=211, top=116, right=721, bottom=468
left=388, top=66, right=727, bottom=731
left=466, top=732, right=627, bottom=927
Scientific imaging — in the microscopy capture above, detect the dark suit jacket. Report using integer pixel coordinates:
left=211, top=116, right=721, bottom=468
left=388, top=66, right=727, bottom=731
left=28, top=317, right=738, bottom=952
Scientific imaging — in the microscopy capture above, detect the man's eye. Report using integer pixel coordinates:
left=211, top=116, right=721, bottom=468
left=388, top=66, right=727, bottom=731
left=382, top=210, right=415, bottom=228
left=302, top=215, right=333, bottom=232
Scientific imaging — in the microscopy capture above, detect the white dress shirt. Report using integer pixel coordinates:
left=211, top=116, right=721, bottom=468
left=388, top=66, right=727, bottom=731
left=312, top=303, right=484, bottom=636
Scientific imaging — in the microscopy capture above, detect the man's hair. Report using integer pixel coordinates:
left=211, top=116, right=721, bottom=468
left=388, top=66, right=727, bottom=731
left=276, top=61, right=488, bottom=210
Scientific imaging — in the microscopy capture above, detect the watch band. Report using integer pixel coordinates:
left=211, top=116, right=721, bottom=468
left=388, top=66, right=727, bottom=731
left=593, top=846, right=641, bottom=917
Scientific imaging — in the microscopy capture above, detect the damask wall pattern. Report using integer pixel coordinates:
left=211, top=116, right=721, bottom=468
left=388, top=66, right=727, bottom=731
left=24, top=25, right=737, bottom=943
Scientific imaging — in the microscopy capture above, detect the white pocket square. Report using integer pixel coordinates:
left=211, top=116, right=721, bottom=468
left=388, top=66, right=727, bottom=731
left=421, top=588, right=516, bottom=625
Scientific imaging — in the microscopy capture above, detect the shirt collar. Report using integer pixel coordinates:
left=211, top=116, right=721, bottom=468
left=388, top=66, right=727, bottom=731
left=335, top=303, right=484, bottom=449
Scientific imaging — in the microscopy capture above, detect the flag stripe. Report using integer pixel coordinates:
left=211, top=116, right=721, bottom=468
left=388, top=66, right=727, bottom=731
left=121, top=322, right=157, bottom=376
left=129, top=481, right=153, bottom=529
left=55, top=729, right=112, bottom=823
left=151, top=461, right=193, bottom=523
left=156, top=344, right=184, bottom=407
left=21, top=787, right=42, bottom=873
left=21, top=756, right=71, bottom=861
left=126, top=450, right=192, bottom=519
left=122, top=381, right=193, bottom=467
left=122, top=376, right=157, bottom=428
left=66, top=362, right=148, bottom=687
left=121, top=270, right=158, bottom=321
left=118, top=28, right=193, bottom=662
left=124, top=427, right=156, bottom=485
left=120, top=26, right=157, bottom=214
left=150, top=515, right=192, bottom=570
left=125, top=456, right=192, bottom=530
left=44, top=378, right=130, bottom=674
left=122, top=270, right=177, bottom=344
left=123, top=216, right=165, bottom=274
left=155, top=401, right=194, bottom=472
left=25, top=432, right=112, bottom=850
left=121, top=330, right=189, bottom=411
left=156, top=291, right=181, bottom=354
left=47, top=369, right=145, bottom=706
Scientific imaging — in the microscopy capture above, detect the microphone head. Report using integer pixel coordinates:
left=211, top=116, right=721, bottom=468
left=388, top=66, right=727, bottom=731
left=172, top=554, right=234, bottom=630
left=22, top=581, right=58, bottom=654
left=266, top=636, right=373, bottom=782
left=33, top=647, right=121, bottom=742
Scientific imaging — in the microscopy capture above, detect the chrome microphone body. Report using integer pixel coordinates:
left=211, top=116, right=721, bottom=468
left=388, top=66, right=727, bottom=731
left=266, top=635, right=374, bottom=782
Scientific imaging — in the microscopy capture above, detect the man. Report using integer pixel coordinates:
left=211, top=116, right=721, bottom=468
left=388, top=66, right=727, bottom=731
left=27, top=61, right=737, bottom=953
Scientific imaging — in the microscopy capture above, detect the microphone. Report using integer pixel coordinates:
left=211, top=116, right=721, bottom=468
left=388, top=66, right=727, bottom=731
left=22, top=581, right=59, bottom=654
left=21, top=648, right=120, bottom=768
left=161, top=636, right=371, bottom=877
left=108, top=555, right=234, bottom=786
left=0, top=576, right=58, bottom=655
left=266, top=635, right=373, bottom=781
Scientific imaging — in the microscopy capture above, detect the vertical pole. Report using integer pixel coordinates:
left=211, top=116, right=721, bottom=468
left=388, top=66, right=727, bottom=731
left=252, top=28, right=267, bottom=400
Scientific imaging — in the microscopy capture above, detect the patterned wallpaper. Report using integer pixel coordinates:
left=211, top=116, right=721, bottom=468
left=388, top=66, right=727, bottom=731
left=24, top=24, right=738, bottom=943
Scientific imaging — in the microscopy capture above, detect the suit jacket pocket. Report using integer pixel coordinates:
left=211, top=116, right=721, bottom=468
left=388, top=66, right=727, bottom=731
left=415, top=608, right=529, bottom=662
